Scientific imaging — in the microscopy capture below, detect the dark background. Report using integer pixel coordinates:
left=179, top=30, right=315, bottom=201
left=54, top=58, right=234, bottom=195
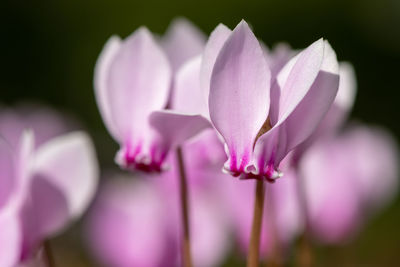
left=1, top=0, right=399, bottom=266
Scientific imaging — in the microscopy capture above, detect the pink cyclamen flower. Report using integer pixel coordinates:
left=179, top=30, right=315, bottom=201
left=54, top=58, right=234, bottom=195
left=0, top=130, right=98, bottom=266
left=95, top=23, right=209, bottom=173
left=300, top=125, right=398, bottom=244
left=207, top=20, right=340, bottom=180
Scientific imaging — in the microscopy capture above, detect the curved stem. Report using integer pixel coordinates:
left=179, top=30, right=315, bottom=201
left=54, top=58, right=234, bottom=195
left=176, top=147, right=193, bottom=267
left=247, top=180, right=266, bottom=267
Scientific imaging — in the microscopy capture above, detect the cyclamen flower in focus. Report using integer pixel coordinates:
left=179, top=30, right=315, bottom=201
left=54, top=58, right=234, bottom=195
left=95, top=19, right=209, bottom=173
left=0, top=130, right=98, bottom=266
left=208, top=20, right=340, bottom=180
left=300, top=125, right=398, bottom=243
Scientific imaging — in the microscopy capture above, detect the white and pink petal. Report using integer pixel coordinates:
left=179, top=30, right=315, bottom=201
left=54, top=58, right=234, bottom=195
left=209, top=20, right=271, bottom=176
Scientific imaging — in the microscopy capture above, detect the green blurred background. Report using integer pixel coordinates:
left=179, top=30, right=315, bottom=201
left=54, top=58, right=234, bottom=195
left=1, top=0, right=400, bottom=266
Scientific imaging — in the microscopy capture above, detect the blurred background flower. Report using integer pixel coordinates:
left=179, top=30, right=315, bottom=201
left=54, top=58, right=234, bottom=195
left=1, top=0, right=400, bottom=265
left=0, top=105, right=99, bottom=266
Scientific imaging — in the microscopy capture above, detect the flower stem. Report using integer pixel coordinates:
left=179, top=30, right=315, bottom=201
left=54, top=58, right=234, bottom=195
left=176, top=147, right=193, bottom=267
left=247, top=180, right=266, bottom=267
left=43, top=240, right=55, bottom=267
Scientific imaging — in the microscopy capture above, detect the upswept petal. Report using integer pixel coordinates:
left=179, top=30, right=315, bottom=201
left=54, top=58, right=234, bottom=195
left=209, top=20, right=270, bottom=175
left=94, top=36, right=122, bottom=141
left=172, top=56, right=208, bottom=118
left=278, top=72, right=339, bottom=156
left=279, top=41, right=339, bottom=151
left=254, top=41, right=339, bottom=172
left=200, top=24, right=231, bottom=105
left=274, top=38, right=324, bottom=124
left=30, top=132, right=99, bottom=236
left=149, top=110, right=211, bottom=152
left=161, top=17, right=206, bottom=72
left=107, top=27, right=171, bottom=144
left=307, top=61, right=357, bottom=141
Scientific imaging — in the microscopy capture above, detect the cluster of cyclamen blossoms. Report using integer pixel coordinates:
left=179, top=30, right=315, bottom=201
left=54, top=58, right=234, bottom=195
left=89, top=17, right=398, bottom=266
left=1, top=17, right=398, bottom=267
left=0, top=106, right=98, bottom=267
left=95, top=18, right=341, bottom=181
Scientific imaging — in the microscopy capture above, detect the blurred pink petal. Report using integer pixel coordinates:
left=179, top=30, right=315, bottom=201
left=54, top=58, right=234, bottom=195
left=300, top=135, right=363, bottom=243
left=0, top=127, right=99, bottom=262
left=333, top=62, right=357, bottom=121
left=200, top=23, right=231, bottom=105
left=190, top=191, right=230, bottom=267
left=300, top=125, right=398, bottom=244
left=30, top=132, right=98, bottom=236
left=19, top=175, right=69, bottom=259
left=172, top=56, right=209, bottom=118
left=0, top=138, right=22, bottom=267
left=148, top=56, right=212, bottom=148
left=0, top=211, right=21, bottom=267
left=0, top=105, right=74, bottom=149
left=161, top=17, right=206, bottom=72
left=87, top=129, right=231, bottom=267
left=343, top=125, right=398, bottom=211
left=94, top=36, right=122, bottom=141
left=148, top=56, right=213, bottom=151
left=0, top=138, right=16, bottom=209
left=315, top=61, right=357, bottom=135
left=86, top=177, right=169, bottom=267
left=264, top=43, right=296, bottom=79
